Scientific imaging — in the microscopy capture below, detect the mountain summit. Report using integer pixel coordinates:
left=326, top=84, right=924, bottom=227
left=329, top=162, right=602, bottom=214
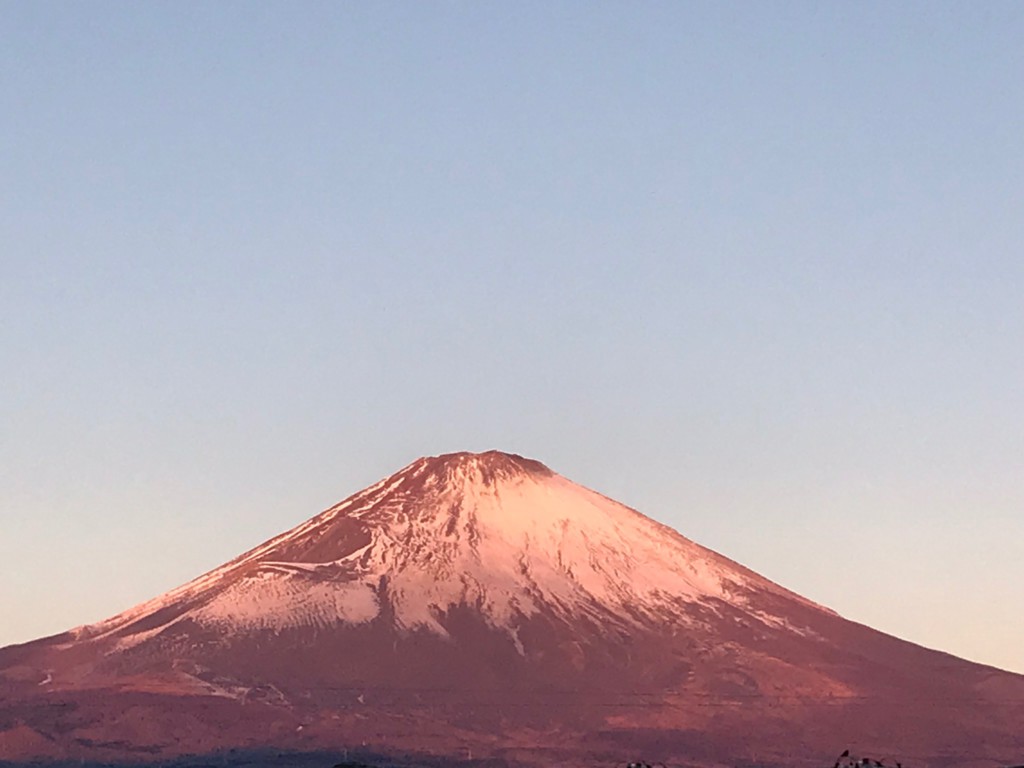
left=2, top=451, right=1022, bottom=767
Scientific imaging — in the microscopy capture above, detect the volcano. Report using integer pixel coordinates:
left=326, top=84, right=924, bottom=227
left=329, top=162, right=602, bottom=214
left=2, top=451, right=1022, bottom=767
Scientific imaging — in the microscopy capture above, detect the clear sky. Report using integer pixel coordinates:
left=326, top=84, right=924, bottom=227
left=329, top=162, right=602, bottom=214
left=2, top=3, right=1022, bottom=674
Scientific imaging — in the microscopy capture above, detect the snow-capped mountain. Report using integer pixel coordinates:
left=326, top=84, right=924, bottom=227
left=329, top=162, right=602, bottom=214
left=81, top=451, right=823, bottom=647
left=2, top=451, right=1022, bottom=767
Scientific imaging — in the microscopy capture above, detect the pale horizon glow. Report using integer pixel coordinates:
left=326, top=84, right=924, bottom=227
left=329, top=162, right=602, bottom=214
left=2, top=3, right=1022, bottom=675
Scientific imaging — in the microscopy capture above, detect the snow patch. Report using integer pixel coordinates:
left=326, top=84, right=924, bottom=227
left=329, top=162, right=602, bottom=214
left=193, top=572, right=380, bottom=631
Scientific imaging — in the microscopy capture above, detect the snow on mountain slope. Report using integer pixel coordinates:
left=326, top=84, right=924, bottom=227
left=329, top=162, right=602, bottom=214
left=78, top=451, right=829, bottom=646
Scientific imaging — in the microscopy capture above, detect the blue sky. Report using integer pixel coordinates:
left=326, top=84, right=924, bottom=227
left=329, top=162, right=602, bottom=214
left=2, top=3, right=1022, bottom=673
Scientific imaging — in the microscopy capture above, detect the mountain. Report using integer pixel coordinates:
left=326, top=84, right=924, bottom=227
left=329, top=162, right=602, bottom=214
left=2, top=451, right=1022, bottom=767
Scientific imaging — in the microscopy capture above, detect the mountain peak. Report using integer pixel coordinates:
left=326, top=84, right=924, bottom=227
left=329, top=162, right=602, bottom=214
left=401, top=450, right=554, bottom=488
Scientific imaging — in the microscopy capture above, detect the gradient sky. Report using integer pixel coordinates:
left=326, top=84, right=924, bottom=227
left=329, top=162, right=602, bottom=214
left=2, top=3, right=1022, bottom=674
